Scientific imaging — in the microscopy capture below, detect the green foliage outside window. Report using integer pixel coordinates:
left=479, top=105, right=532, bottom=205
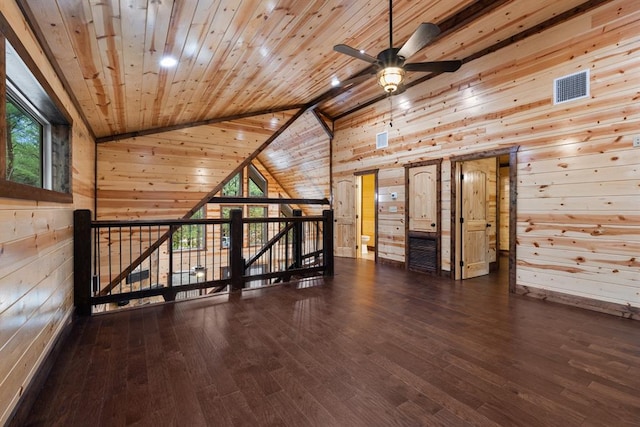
left=222, top=173, right=241, bottom=196
left=172, top=207, right=205, bottom=251
left=6, top=98, right=42, bottom=187
left=248, top=206, right=267, bottom=246
left=248, top=178, right=264, bottom=197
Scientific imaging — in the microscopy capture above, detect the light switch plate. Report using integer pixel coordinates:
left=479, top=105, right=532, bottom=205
left=389, top=206, right=398, bottom=213
left=633, top=135, right=640, bottom=148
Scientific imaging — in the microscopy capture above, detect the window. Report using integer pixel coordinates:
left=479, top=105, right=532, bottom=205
left=222, top=172, right=242, bottom=197
left=248, top=206, right=267, bottom=246
left=172, top=207, right=205, bottom=251
left=221, top=206, right=241, bottom=248
left=248, top=164, right=267, bottom=197
left=1, top=31, right=71, bottom=202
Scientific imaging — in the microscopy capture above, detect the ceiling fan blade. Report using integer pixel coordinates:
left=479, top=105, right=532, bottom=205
left=337, top=73, right=375, bottom=88
left=334, top=44, right=378, bottom=64
left=405, top=60, right=462, bottom=73
left=397, top=23, right=441, bottom=60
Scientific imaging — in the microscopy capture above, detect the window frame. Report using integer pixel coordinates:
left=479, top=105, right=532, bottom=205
left=172, top=206, right=206, bottom=252
left=221, top=171, right=243, bottom=197
left=247, top=163, right=267, bottom=197
left=0, top=18, right=73, bottom=203
left=220, top=205, right=242, bottom=249
left=247, top=205, right=268, bottom=247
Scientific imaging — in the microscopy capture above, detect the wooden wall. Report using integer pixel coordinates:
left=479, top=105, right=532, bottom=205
left=0, top=0, right=95, bottom=424
left=96, top=111, right=296, bottom=220
left=257, top=110, right=331, bottom=215
left=332, top=0, right=640, bottom=310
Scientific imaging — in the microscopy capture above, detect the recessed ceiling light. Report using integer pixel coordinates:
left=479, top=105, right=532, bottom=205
left=331, top=77, right=340, bottom=87
left=160, top=56, right=177, bottom=67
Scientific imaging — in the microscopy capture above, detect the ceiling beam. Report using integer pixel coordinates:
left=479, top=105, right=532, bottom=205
left=95, top=104, right=306, bottom=143
left=311, top=109, right=334, bottom=139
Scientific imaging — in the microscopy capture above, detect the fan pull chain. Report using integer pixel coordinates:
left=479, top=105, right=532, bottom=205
left=389, top=94, right=393, bottom=128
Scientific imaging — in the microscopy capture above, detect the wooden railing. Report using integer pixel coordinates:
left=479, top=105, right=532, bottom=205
left=74, top=208, right=333, bottom=315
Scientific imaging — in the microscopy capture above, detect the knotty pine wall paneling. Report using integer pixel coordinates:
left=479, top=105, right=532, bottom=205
left=0, top=0, right=95, bottom=423
left=332, top=0, right=640, bottom=312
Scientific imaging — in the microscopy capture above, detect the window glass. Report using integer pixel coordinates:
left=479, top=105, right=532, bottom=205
left=222, top=173, right=241, bottom=197
left=248, top=164, right=267, bottom=197
left=248, top=206, right=267, bottom=246
left=6, top=97, right=43, bottom=187
left=221, top=206, right=241, bottom=248
left=172, top=207, right=205, bottom=251
left=1, top=37, right=71, bottom=201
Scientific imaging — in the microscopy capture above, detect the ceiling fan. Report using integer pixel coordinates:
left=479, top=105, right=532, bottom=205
left=333, top=0, right=462, bottom=94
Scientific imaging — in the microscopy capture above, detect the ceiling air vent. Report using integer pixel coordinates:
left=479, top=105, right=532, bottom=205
left=554, top=70, right=589, bottom=105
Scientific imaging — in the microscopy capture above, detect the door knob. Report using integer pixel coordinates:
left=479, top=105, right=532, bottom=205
left=431, top=223, right=436, bottom=227
left=486, top=223, right=491, bottom=227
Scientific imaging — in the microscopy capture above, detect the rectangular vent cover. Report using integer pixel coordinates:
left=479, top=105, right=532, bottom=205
left=376, top=131, right=388, bottom=149
left=554, top=70, right=589, bottom=104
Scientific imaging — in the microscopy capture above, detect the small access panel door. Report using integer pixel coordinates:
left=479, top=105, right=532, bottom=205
left=407, top=163, right=439, bottom=273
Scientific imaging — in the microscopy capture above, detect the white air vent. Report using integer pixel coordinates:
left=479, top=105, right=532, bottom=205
left=376, top=131, right=388, bottom=149
left=554, top=70, right=589, bottom=104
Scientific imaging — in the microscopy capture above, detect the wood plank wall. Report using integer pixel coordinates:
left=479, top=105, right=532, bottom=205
left=96, top=111, right=296, bottom=220
left=257, top=110, right=331, bottom=215
left=0, top=1, right=95, bottom=424
left=332, top=0, right=640, bottom=310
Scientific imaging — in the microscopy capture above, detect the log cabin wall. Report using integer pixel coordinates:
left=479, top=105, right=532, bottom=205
left=332, top=0, right=640, bottom=311
left=0, top=0, right=95, bottom=423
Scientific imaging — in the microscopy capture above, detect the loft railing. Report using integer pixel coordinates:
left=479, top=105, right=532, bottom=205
left=73, top=208, right=334, bottom=315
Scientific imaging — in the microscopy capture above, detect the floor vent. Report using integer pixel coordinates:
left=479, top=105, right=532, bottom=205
left=554, top=70, right=589, bottom=104
left=408, top=236, right=437, bottom=273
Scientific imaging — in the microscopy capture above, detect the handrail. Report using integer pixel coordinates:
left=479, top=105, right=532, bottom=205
left=74, top=208, right=334, bottom=315
left=244, top=221, right=295, bottom=270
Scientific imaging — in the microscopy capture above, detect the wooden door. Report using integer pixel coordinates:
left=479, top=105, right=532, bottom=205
left=461, top=159, right=493, bottom=279
left=334, top=177, right=356, bottom=258
left=409, top=165, right=438, bottom=232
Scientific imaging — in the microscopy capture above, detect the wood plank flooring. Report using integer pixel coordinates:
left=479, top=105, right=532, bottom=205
left=23, top=257, right=640, bottom=426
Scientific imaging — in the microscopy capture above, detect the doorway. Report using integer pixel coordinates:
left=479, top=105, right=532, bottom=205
left=451, top=147, right=518, bottom=292
left=355, top=170, right=378, bottom=261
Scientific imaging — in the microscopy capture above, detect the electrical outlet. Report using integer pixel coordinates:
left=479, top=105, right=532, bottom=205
left=633, top=135, right=640, bottom=148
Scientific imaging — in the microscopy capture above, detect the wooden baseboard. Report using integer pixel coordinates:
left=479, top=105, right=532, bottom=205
left=378, top=257, right=405, bottom=269
left=7, top=311, right=74, bottom=427
left=515, top=284, right=639, bottom=321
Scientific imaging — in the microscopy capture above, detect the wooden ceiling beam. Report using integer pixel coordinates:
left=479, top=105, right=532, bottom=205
left=311, top=109, right=334, bottom=139
left=95, top=104, right=306, bottom=143
left=333, top=0, right=612, bottom=121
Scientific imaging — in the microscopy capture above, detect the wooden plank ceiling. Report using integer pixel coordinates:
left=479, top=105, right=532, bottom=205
left=19, top=0, right=593, bottom=200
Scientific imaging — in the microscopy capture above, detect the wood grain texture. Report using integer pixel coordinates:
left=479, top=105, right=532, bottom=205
left=96, top=111, right=297, bottom=220
left=18, top=0, right=606, bottom=139
left=23, top=258, right=640, bottom=426
left=332, top=0, right=640, bottom=309
left=0, top=0, right=95, bottom=424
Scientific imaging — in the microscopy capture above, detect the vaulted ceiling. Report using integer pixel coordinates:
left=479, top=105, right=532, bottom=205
left=19, top=0, right=594, bottom=139
left=17, top=0, right=601, bottom=203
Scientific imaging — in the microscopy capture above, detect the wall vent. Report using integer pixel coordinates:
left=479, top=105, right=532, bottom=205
left=376, top=131, right=388, bottom=149
left=554, top=70, right=589, bottom=104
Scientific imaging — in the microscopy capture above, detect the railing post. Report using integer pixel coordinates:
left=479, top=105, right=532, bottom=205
left=322, top=209, right=334, bottom=276
left=230, top=209, right=244, bottom=291
left=164, top=225, right=176, bottom=301
left=74, top=209, right=92, bottom=315
left=293, top=209, right=303, bottom=268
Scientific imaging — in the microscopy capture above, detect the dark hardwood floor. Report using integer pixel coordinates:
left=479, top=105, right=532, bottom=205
left=23, top=257, right=640, bottom=426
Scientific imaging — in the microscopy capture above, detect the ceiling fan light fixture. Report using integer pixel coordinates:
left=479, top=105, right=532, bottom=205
left=377, top=66, right=405, bottom=92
